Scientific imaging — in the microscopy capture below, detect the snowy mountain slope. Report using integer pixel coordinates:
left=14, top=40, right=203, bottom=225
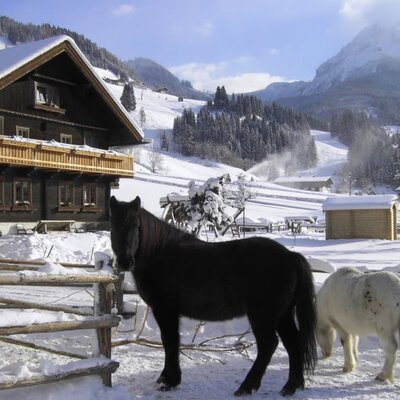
left=0, top=35, right=13, bottom=50
left=306, top=24, right=400, bottom=95
left=97, top=67, right=206, bottom=132
left=254, top=24, right=400, bottom=121
left=300, top=130, right=348, bottom=176
left=111, top=128, right=348, bottom=224
left=98, top=73, right=350, bottom=222
left=101, top=69, right=348, bottom=181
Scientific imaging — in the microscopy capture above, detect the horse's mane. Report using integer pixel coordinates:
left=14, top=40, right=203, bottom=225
left=138, top=207, right=198, bottom=256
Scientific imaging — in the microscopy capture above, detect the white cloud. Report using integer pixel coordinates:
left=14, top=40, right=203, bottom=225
left=210, top=72, right=286, bottom=94
left=193, top=22, right=214, bottom=37
left=170, top=62, right=286, bottom=94
left=269, top=48, right=280, bottom=56
left=339, top=0, right=400, bottom=33
left=171, top=24, right=184, bottom=34
left=112, top=4, right=135, bottom=16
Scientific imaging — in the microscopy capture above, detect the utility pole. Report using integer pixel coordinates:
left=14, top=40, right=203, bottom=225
left=349, top=172, right=352, bottom=196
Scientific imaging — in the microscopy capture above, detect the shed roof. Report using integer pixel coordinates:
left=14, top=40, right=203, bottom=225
left=0, top=35, right=144, bottom=143
left=322, top=194, right=398, bottom=211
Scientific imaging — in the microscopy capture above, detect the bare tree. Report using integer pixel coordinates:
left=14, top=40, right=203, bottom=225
left=139, top=107, right=146, bottom=128
left=147, top=148, right=164, bottom=173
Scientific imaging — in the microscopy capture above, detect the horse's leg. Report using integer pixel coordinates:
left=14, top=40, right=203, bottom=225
left=316, top=321, right=336, bottom=358
left=234, top=308, right=279, bottom=396
left=353, top=335, right=359, bottom=362
left=277, top=309, right=305, bottom=396
left=376, top=330, right=397, bottom=382
left=151, top=305, right=181, bottom=390
left=338, top=330, right=357, bottom=373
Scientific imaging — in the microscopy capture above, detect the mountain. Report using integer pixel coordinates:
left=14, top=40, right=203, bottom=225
left=126, top=58, right=210, bottom=101
left=254, top=24, right=400, bottom=123
left=0, top=16, right=208, bottom=100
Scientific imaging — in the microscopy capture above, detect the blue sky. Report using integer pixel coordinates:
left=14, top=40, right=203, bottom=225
left=2, top=0, right=400, bottom=93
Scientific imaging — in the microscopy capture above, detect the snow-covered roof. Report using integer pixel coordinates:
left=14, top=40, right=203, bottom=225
left=274, top=176, right=334, bottom=183
left=322, top=194, right=398, bottom=211
left=0, top=36, right=67, bottom=80
left=0, top=35, right=143, bottom=141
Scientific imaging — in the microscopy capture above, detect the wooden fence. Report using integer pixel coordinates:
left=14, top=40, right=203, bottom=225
left=0, top=253, right=123, bottom=391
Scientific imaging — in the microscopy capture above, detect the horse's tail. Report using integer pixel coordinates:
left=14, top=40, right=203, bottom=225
left=294, top=252, right=318, bottom=375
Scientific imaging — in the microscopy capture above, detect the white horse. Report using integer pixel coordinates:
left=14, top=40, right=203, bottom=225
left=316, top=266, right=400, bottom=382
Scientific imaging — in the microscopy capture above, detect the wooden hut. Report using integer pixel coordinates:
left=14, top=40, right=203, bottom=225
left=273, top=176, right=334, bottom=192
left=0, top=35, right=144, bottom=231
left=322, top=194, right=398, bottom=240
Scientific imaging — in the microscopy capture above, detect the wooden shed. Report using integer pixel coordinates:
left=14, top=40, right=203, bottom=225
left=322, top=194, right=398, bottom=240
left=274, top=176, right=334, bottom=192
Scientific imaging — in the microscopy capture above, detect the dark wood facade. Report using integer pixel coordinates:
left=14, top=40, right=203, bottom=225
left=0, top=36, right=142, bottom=225
left=0, top=168, right=112, bottom=223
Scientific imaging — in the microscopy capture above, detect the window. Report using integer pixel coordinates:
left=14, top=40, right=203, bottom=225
left=83, top=184, right=97, bottom=207
left=14, top=179, right=32, bottom=206
left=59, top=182, right=74, bottom=207
left=0, top=116, right=4, bottom=135
left=35, top=82, right=60, bottom=108
left=84, top=131, right=99, bottom=148
left=16, top=126, right=30, bottom=138
left=60, top=133, right=73, bottom=144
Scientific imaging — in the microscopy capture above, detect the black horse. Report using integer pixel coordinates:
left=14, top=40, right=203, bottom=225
left=109, top=196, right=317, bottom=397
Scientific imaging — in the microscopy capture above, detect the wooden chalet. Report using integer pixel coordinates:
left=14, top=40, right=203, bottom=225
left=323, top=194, right=398, bottom=240
left=0, top=35, right=143, bottom=231
left=273, top=176, right=334, bottom=192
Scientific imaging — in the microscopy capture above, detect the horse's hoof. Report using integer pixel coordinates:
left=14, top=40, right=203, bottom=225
left=342, top=366, right=354, bottom=373
left=156, top=373, right=181, bottom=390
left=280, top=381, right=304, bottom=396
left=156, top=378, right=178, bottom=392
left=235, top=389, right=251, bottom=397
left=280, top=386, right=298, bottom=397
left=375, top=374, right=393, bottom=383
left=156, top=376, right=164, bottom=385
left=234, top=387, right=253, bottom=396
left=158, top=383, right=171, bottom=391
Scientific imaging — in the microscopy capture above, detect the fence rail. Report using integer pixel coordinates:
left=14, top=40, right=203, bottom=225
left=0, top=253, right=121, bottom=391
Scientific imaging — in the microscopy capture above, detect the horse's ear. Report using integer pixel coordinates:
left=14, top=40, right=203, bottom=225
left=109, top=195, right=118, bottom=210
left=131, top=196, right=141, bottom=210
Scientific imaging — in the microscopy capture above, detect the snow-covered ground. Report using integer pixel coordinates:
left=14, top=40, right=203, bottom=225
left=1, top=80, right=400, bottom=400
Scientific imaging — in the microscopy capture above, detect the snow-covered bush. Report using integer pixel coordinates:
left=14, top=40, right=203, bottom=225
left=164, top=174, right=255, bottom=237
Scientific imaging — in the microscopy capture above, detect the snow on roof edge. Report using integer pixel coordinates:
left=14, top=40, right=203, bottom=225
left=322, top=194, right=398, bottom=211
left=0, top=35, right=70, bottom=80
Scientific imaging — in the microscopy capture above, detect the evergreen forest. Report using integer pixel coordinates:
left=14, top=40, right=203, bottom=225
left=172, top=86, right=318, bottom=171
left=330, top=110, right=400, bottom=190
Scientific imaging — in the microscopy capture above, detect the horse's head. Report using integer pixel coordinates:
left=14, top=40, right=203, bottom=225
left=109, top=195, right=141, bottom=272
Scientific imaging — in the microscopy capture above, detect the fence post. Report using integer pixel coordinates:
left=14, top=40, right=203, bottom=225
left=94, top=251, right=115, bottom=387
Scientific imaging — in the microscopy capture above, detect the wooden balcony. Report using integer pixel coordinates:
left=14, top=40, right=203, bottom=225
left=0, top=136, right=134, bottom=177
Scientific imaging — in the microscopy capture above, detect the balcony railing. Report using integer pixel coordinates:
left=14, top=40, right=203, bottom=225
left=0, top=136, right=134, bottom=177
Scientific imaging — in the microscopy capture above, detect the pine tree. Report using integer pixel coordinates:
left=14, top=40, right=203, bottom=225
left=213, top=86, right=229, bottom=110
left=181, top=122, right=195, bottom=156
left=120, top=83, right=136, bottom=112
left=160, top=131, right=170, bottom=151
